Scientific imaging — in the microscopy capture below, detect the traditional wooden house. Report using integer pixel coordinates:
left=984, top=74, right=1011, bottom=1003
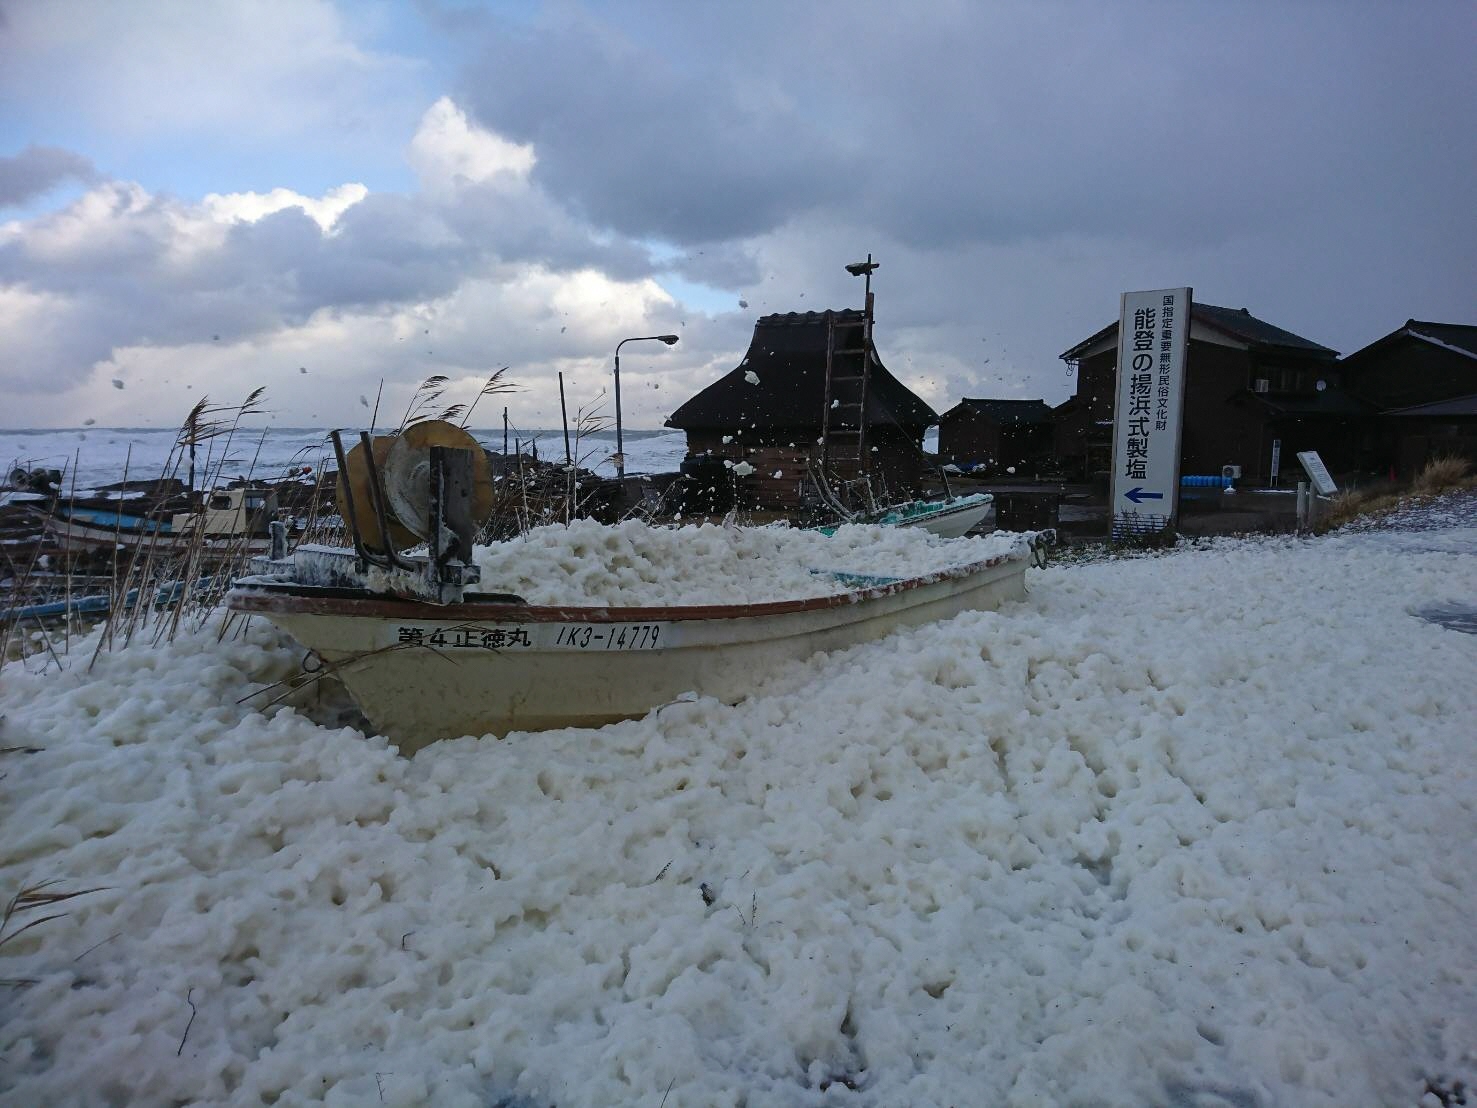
left=1341, top=320, right=1477, bottom=409
left=938, top=399, right=1055, bottom=475
left=1054, top=303, right=1365, bottom=483
left=1381, top=394, right=1477, bottom=475
left=1340, top=321, right=1477, bottom=476
left=665, top=309, right=938, bottom=509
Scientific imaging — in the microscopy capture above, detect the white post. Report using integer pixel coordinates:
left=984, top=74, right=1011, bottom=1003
left=1296, top=481, right=1309, bottom=534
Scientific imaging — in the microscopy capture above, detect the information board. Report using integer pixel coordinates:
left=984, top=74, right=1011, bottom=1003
left=1297, top=450, right=1338, bottom=495
left=1110, top=287, right=1191, bottom=539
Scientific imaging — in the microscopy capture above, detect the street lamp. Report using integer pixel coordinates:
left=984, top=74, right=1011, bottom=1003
left=613, top=334, right=679, bottom=482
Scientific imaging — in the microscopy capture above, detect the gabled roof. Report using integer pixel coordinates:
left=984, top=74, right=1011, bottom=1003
left=1060, top=302, right=1338, bottom=361
left=666, top=309, right=937, bottom=432
left=1384, top=392, right=1477, bottom=417
left=944, top=398, right=1054, bottom=426
left=1342, top=320, right=1477, bottom=366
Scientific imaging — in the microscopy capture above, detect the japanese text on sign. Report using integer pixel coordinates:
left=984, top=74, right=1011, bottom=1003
left=1110, top=287, right=1191, bottom=540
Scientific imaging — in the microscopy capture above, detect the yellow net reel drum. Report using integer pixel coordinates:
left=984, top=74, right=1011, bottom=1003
left=335, top=420, right=494, bottom=553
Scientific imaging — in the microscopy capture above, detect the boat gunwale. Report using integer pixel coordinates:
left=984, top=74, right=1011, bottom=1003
left=885, top=496, right=992, bottom=524
left=226, top=547, right=1028, bottom=625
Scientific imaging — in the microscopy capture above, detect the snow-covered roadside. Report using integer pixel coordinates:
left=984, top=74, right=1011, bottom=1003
left=1, top=526, right=1474, bottom=1106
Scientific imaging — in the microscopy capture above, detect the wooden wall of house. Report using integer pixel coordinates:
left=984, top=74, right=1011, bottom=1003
left=1346, top=339, right=1475, bottom=409
left=938, top=411, right=1001, bottom=465
left=1179, top=342, right=1269, bottom=477
left=1391, top=418, right=1477, bottom=477
left=1055, top=350, right=1119, bottom=475
left=680, top=426, right=928, bottom=510
left=1262, top=416, right=1369, bottom=479
left=1059, top=341, right=1355, bottom=482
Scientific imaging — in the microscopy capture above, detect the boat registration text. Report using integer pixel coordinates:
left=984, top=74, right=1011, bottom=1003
left=390, top=622, right=669, bottom=652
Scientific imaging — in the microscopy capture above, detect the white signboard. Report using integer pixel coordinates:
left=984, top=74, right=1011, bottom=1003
left=1110, top=287, right=1191, bottom=539
left=1297, top=450, right=1338, bottom=495
left=1270, top=438, right=1282, bottom=486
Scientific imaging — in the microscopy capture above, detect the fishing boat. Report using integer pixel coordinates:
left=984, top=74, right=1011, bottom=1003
left=878, top=492, right=994, bottom=537
left=226, top=423, right=1047, bottom=752
left=815, top=492, right=993, bottom=539
left=36, top=487, right=281, bottom=555
left=230, top=541, right=1037, bottom=752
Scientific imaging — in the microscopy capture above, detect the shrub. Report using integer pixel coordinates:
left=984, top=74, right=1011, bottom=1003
left=1411, top=455, right=1474, bottom=496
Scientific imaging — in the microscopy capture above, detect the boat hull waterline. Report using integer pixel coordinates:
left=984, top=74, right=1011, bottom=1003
left=228, top=550, right=1029, bottom=752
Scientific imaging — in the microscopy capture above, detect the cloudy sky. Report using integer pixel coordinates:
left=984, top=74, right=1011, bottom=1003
left=2, top=1, right=1473, bottom=431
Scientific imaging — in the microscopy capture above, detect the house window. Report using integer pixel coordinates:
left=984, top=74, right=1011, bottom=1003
left=1260, top=366, right=1312, bottom=393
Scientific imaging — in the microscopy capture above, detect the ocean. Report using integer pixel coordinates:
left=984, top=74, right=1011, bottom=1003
left=1, top=425, right=691, bottom=494
left=3, top=424, right=945, bottom=495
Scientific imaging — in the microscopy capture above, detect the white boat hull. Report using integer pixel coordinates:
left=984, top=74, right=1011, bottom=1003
left=892, top=496, right=993, bottom=538
left=229, top=551, right=1029, bottom=751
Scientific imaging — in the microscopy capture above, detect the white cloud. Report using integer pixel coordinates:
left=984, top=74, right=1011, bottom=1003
left=70, top=265, right=684, bottom=431
left=203, top=184, right=369, bottom=233
left=408, top=98, right=535, bottom=195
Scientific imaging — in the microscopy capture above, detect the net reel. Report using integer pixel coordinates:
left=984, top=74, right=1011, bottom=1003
left=330, top=420, right=495, bottom=601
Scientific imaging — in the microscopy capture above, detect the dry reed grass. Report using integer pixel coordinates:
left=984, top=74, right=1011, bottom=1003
left=1, top=389, right=295, bottom=672
left=1316, top=455, right=1476, bottom=533
left=1410, top=454, right=1474, bottom=495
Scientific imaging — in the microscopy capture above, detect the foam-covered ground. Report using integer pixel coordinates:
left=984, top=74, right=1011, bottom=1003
left=2, top=523, right=1474, bottom=1107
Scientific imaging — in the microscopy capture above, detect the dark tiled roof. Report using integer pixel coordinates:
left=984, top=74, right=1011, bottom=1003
left=756, top=309, right=863, bottom=328
left=1384, top=392, right=1477, bottom=417
left=948, top=398, right=1055, bottom=426
left=1343, top=320, right=1477, bottom=365
left=666, top=309, right=937, bottom=431
left=1402, top=321, right=1477, bottom=358
left=1061, top=302, right=1337, bottom=360
left=1191, top=304, right=1338, bottom=355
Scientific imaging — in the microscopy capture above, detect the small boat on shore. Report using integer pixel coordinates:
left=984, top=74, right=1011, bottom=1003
left=35, top=487, right=281, bottom=556
left=226, top=423, right=1046, bottom=752
left=228, top=538, right=1039, bottom=752
left=815, top=492, right=993, bottom=539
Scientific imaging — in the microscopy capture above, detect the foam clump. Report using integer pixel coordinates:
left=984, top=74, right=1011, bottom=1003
left=471, top=518, right=1028, bottom=605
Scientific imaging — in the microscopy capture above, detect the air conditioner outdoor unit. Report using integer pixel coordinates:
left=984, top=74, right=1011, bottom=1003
left=1254, top=379, right=1270, bottom=393
left=1222, top=464, right=1242, bottom=480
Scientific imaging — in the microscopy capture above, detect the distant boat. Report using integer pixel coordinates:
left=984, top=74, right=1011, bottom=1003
left=812, top=492, right=994, bottom=540
left=36, top=487, right=281, bottom=555
left=1, top=579, right=199, bottom=623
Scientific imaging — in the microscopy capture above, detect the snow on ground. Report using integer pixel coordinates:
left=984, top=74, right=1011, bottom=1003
left=472, top=520, right=1029, bottom=606
left=2, top=515, right=1475, bottom=1106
